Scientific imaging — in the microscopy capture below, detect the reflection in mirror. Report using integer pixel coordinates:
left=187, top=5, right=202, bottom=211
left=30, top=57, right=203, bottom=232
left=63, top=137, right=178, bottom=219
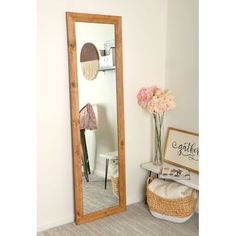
left=75, top=22, right=119, bottom=215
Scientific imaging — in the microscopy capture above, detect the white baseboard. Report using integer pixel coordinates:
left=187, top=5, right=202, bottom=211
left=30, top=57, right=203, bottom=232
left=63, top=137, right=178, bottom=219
left=126, top=192, right=144, bottom=205
left=37, top=215, right=74, bottom=232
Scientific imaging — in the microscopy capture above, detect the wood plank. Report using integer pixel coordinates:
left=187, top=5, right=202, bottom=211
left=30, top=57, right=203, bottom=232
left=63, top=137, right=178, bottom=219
left=66, top=12, right=84, bottom=222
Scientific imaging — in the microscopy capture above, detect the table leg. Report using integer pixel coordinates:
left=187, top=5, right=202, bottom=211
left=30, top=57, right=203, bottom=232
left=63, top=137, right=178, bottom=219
left=80, top=129, right=90, bottom=182
left=82, top=153, right=89, bottom=182
left=105, top=158, right=109, bottom=189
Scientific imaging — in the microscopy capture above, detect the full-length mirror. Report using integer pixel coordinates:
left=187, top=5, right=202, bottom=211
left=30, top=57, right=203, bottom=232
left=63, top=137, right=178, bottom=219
left=66, top=12, right=126, bottom=224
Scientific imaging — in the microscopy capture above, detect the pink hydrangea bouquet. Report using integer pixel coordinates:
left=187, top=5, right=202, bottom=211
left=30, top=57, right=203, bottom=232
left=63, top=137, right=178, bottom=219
left=137, top=86, right=176, bottom=113
left=137, top=86, right=176, bottom=165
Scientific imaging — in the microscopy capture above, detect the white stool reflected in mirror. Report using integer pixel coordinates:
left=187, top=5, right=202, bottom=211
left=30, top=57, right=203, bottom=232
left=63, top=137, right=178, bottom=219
left=100, top=151, right=118, bottom=189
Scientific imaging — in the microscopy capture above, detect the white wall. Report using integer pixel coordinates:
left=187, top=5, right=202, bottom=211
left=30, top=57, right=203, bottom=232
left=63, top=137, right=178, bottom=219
left=164, top=0, right=199, bottom=213
left=37, top=0, right=167, bottom=231
left=164, top=0, right=198, bottom=133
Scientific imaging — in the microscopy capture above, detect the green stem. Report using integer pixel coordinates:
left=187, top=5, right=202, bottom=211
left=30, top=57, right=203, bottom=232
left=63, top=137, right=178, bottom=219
left=157, top=113, right=162, bottom=161
left=153, top=113, right=164, bottom=164
left=153, top=114, right=158, bottom=161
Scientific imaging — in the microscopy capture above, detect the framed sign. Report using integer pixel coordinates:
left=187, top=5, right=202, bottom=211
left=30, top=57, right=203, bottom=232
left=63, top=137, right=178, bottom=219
left=164, top=127, right=199, bottom=173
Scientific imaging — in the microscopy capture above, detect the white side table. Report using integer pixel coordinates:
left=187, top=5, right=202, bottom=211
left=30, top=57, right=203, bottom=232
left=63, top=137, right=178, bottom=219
left=100, top=151, right=118, bottom=189
left=140, top=162, right=199, bottom=190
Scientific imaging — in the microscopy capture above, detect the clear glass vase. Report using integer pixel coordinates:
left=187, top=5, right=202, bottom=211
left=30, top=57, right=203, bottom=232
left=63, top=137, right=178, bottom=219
left=153, top=113, right=164, bottom=166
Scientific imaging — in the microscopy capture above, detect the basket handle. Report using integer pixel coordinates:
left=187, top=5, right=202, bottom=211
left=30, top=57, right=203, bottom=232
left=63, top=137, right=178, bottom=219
left=192, top=190, right=198, bottom=199
left=146, top=177, right=153, bottom=186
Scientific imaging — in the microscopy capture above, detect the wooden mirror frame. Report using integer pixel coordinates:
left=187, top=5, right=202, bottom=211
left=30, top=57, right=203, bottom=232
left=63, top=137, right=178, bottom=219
left=66, top=12, right=126, bottom=224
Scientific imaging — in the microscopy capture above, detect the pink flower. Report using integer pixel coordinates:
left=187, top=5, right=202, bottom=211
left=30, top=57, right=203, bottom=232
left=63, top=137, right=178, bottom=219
left=137, top=86, right=176, bottom=114
left=137, top=86, right=158, bottom=108
left=147, top=96, right=166, bottom=113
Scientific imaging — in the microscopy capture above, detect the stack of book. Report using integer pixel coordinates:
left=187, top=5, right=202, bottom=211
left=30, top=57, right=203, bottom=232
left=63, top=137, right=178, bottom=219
left=159, top=165, right=191, bottom=180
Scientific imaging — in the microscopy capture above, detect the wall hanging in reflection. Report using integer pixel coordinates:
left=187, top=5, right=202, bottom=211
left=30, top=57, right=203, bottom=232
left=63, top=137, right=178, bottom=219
left=80, top=43, right=99, bottom=80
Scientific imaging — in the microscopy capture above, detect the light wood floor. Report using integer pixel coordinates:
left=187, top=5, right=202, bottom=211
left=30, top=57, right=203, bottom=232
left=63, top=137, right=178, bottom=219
left=38, top=202, right=198, bottom=236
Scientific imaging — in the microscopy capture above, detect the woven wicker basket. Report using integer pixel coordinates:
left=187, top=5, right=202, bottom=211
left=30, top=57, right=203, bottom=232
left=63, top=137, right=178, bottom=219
left=111, top=176, right=119, bottom=198
left=146, top=177, right=197, bottom=218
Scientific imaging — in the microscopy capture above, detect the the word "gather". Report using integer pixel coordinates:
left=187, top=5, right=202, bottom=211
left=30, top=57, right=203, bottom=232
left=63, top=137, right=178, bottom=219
left=171, top=141, right=199, bottom=161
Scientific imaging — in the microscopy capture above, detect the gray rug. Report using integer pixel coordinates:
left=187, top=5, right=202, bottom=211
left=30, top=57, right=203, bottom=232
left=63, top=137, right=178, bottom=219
left=38, top=202, right=198, bottom=236
left=83, top=174, right=119, bottom=214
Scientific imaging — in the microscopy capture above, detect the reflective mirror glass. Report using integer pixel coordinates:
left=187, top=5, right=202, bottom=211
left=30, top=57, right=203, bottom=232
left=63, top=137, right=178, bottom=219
left=75, top=22, right=119, bottom=215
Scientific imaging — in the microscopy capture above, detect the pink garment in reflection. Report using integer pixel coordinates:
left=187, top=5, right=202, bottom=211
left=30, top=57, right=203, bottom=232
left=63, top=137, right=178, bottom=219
left=79, top=103, right=97, bottom=130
